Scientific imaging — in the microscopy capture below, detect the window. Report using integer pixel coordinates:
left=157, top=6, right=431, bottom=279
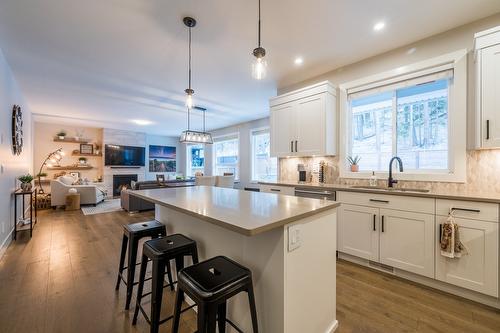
left=251, top=129, right=277, bottom=182
left=351, top=79, right=449, bottom=172
left=186, top=144, right=204, bottom=177
left=213, top=134, right=239, bottom=179
left=340, top=49, right=467, bottom=182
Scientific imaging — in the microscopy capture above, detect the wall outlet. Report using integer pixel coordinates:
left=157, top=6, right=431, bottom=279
left=288, top=224, right=301, bottom=252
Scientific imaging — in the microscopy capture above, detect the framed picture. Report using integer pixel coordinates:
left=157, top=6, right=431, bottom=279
left=80, top=143, right=93, bottom=155
left=69, top=172, right=80, bottom=178
left=149, top=145, right=176, bottom=172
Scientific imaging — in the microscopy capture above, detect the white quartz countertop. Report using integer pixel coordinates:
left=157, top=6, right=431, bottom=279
left=259, top=181, right=500, bottom=203
left=132, top=186, right=340, bottom=236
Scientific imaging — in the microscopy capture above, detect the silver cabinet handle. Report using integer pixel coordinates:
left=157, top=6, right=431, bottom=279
left=270, top=188, right=281, bottom=192
left=370, top=199, right=389, bottom=203
left=295, top=189, right=334, bottom=196
left=381, top=215, right=385, bottom=232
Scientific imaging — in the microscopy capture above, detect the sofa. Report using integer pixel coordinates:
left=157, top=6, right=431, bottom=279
left=51, top=176, right=106, bottom=208
left=120, top=179, right=195, bottom=212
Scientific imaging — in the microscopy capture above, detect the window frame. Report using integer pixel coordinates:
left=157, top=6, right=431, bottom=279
left=250, top=127, right=278, bottom=183
left=339, top=49, right=467, bottom=182
left=212, top=132, right=240, bottom=180
left=185, top=144, right=205, bottom=177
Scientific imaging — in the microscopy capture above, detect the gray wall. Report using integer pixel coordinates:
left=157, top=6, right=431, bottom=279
left=0, top=48, right=32, bottom=256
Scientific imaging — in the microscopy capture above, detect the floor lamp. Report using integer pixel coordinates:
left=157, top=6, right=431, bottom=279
left=37, top=148, right=64, bottom=194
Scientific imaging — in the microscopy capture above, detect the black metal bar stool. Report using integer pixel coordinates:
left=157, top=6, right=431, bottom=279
left=133, top=234, right=199, bottom=333
left=115, top=220, right=171, bottom=310
left=171, top=256, right=259, bottom=333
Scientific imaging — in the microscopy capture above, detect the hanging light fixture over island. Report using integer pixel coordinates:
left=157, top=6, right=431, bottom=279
left=252, top=0, right=267, bottom=80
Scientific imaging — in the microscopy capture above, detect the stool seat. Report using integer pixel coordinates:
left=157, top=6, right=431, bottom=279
left=144, top=234, right=197, bottom=259
left=179, top=256, right=250, bottom=300
left=124, top=220, right=165, bottom=237
left=172, top=256, right=259, bottom=333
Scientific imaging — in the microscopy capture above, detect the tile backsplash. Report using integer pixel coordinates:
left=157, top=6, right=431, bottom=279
left=279, top=150, right=500, bottom=193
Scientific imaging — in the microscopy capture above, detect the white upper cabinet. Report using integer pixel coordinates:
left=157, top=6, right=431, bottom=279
left=270, top=81, right=336, bottom=157
left=474, top=26, right=500, bottom=148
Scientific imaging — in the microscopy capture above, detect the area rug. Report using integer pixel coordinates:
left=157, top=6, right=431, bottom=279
left=81, top=199, right=122, bottom=215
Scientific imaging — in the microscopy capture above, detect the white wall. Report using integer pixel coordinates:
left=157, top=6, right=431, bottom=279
left=0, top=48, right=32, bottom=255
left=203, top=117, right=269, bottom=189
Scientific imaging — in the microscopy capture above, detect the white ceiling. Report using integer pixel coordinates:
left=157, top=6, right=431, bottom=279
left=0, top=0, right=499, bottom=136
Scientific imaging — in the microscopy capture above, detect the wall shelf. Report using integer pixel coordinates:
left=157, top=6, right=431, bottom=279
left=47, top=165, right=94, bottom=171
left=53, top=137, right=90, bottom=144
left=71, top=152, right=102, bottom=157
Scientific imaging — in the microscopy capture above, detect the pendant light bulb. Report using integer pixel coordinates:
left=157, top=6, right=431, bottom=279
left=252, top=54, right=267, bottom=80
left=185, top=90, right=194, bottom=109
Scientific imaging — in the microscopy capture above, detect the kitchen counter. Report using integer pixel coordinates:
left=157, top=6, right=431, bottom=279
left=132, top=186, right=339, bottom=236
left=133, top=185, right=339, bottom=332
left=259, top=181, right=500, bottom=203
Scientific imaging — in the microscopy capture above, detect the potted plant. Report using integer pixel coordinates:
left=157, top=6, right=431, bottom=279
left=18, top=174, right=34, bottom=191
left=36, top=172, right=48, bottom=181
left=56, top=130, right=67, bottom=140
left=78, top=157, right=87, bottom=165
left=347, top=155, right=361, bottom=172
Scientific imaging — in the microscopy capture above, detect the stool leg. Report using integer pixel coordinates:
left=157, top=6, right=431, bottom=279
left=197, top=303, right=207, bottom=333
left=171, top=288, right=184, bottom=333
left=115, top=234, right=128, bottom=291
left=165, top=259, right=174, bottom=291
left=217, top=302, right=226, bottom=333
left=206, top=304, right=217, bottom=333
left=132, top=254, right=148, bottom=325
left=150, top=260, right=165, bottom=333
left=125, top=236, right=139, bottom=310
left=247, top=283, right=259, bottom=333
left=192, top=244, right=199, bottom=264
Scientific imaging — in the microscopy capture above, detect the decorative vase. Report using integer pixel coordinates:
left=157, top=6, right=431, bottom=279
left=350, top=164, right=359, bottom=172
left=20, top=182, right=32, bottom=191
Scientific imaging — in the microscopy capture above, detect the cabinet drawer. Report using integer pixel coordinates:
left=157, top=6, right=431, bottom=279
left=259, top=184, right=295, bottom=196
left=338, top=191, right=434, bottom=214
left=436, top=199, right=498, bottom=222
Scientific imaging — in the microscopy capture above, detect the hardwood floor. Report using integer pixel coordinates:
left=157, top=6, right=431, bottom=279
left=0, top=208, right=499, bottom=333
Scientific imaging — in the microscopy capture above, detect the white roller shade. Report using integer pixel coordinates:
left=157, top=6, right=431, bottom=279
left=347, top=65, right=453, bottom=100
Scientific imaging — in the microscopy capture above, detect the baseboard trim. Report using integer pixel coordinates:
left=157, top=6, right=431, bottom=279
left=327, top=319, right=339, bottom=332
left=0, top=227, right=13, bottom=260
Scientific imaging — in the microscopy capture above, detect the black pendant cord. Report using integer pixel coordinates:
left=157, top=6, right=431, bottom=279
left=188, top=26, right=192, bottom=90
left=258, top=0, right=261, bottom=47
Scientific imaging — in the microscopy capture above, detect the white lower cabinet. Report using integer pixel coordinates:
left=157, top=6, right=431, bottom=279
left=379, top=209, right=435, bottom=278
left=338, top=204, right=379, bottom=261
left=435, top=216, right=499, bottom=297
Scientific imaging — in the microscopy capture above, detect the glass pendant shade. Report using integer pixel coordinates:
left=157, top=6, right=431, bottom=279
left=185, top=93, right=194, bottom=109
left=179, top=130, right=213, bottom=144
left=252, top=56, right=267, bottom=80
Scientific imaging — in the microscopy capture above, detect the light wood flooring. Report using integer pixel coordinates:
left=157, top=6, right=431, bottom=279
left=0, top=208, right=499, bottom=333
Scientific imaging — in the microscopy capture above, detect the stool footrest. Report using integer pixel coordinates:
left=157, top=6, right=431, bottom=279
left=225, top=318, right=244, bottom=333
left=139, top=280, right=177, bottom=298
left=138, top=302, right=196, bottom=325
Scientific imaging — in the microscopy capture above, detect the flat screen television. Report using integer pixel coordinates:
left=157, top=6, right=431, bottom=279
left=105, top=144, right=145, bottom=166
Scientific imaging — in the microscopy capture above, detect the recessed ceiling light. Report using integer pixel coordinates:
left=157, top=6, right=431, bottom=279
left=373, top=21, right=385, bottom=32
left=294, top=57, right=303, bottom=65
left=131, top=119, right=153, bottom=126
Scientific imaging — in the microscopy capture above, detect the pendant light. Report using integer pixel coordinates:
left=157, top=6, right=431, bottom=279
left=252, top=0, right=267, bottom=80
left=184, top=17, right=196, bottom=108
left=179, top=106, right=213, bottom=144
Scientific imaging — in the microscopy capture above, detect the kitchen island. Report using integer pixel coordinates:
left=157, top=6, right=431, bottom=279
left=132, top=186, right=340, bottom=333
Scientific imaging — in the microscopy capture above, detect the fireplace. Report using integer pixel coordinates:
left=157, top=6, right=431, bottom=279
left=113, top=174, right=138, bottom=197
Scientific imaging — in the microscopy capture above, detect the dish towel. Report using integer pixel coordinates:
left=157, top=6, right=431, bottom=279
left=440, top=213, right=467, bottom=258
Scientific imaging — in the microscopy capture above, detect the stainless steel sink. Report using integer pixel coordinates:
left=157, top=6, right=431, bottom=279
left=350, top=185, right=430, bottom=193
